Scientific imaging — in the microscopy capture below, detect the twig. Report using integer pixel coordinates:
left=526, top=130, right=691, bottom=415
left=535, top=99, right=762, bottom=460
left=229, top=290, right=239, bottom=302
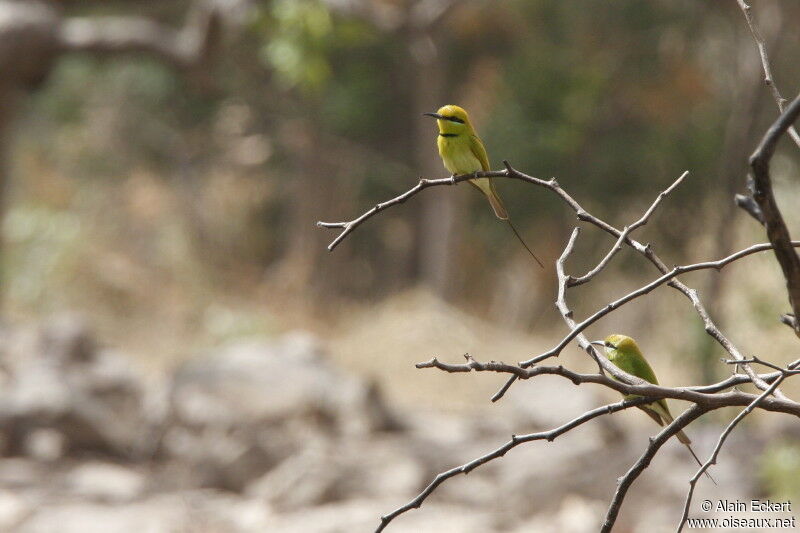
left=492, top=226, right=604, bottom=400
left=601, top=405, right=708, bottom=533
left=675, top=373, right=788, bottom=532
left=781, top=313, right=797, bottom=330
left=734, top=0, right=800, bottom=149
left=416, top=355, right=800, bottom=416
left=492, top=169, right=770, bottom=399
left=374, top=397, right=657, bottom=533
left=569, top=171, right=689, bottom=287
left=749, top=92, right=800, bottom=334
left=318, top=162, right=772, bottom=397
left=415, top=352, right=800, bottom=532
left=734, top=193, right=765, bottom=226
left=318, top=174, right=465, bottom=251
left=515, top=240, right=800, bottom=369
left=557, top=228, right=605, bottom=369
left=723, top=356, right=800, bottom=375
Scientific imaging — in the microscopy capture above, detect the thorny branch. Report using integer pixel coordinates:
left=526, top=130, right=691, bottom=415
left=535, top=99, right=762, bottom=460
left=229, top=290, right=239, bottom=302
left=374, top=397, right=660, bottom=533
left=568, top=171, right=689, bottom=288
left=321, top=22, right=800, bottom=525
left=748, top=93, right=800, bottom=334
left=320, top=157, right=800, bottom=530
left=676, top=373, right=788, bottom=533
left=320, top=163, right=774, bottom=396
left=601, top=405, right=708, bottom=533
left=417, top=354, right=799, bottom=396
left=735, top=0, right=800, bottom=149
left=516, top=238, right=800, bottom=369
left=494, top=172, right=689, bottom=397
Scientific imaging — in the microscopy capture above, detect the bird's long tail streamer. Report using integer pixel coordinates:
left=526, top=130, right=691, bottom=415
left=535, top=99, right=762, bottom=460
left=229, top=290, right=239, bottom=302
left=505, top=219, right=544, bottom=269
left=684, top=442, right=718, bottom=485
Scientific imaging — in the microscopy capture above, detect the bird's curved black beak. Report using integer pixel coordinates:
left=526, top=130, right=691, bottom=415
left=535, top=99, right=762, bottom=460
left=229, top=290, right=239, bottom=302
left=423, top=112, right=446, bottom=120
left=589, top=340, right=606, bottom=347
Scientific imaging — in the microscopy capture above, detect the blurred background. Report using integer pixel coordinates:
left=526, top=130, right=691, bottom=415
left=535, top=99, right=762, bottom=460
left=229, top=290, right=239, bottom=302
left=1, top=0, right=799, bottom=531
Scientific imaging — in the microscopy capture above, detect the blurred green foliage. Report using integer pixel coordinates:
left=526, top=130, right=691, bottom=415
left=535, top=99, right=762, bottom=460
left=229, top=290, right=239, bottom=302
left=760, top=441, right=800, bottom=501
left=256, top=0, right=335, bottom=92
left=8, top=1, right=800, bottom=353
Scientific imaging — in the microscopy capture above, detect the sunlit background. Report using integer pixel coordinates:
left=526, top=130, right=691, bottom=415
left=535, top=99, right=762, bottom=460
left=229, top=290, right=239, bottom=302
left=1, top=0, right=799, bottom=531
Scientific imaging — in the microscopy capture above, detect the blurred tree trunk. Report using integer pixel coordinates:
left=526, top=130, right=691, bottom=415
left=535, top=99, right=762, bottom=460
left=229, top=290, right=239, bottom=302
left=698, top=15, right=778, bottom=383
left=0, top=0, right=221, bottom=311
left=0, top=87, right=13, bottom=305
left=407, top=16, right=459, bottom=299
left=267, top=118, right=329, bottom=298
left=0, top=1, right=60, bottom=309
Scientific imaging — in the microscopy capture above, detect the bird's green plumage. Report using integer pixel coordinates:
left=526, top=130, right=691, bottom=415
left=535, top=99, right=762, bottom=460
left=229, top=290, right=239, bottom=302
left=604, top=334, right=671, bottom=421
left=432, top=105, right=508, bottom=219
left=424, top=104, right=543, bottom=267
left=601, top=334, right=716, bottom=484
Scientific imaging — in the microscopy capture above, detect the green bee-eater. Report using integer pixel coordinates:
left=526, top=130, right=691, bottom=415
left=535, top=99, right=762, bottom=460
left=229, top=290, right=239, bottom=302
left=592, top=334, right=716, bottom=483
left=423, top=104, right=544, bottom=268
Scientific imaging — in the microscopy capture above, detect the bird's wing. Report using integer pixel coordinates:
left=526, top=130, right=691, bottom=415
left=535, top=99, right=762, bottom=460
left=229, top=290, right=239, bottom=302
left=469, top=135, right=491, bottom=171
left=657, top=405, right=692, bottom=445
left=629, top=353, right=660, bottom=386
left=638, top=405, right=664, bottom=426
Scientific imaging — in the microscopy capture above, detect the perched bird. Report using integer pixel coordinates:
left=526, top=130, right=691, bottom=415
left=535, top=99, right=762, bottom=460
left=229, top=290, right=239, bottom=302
left=591, top=334, right=716, bottom=484
left=423, top=104, right=544, bottom=268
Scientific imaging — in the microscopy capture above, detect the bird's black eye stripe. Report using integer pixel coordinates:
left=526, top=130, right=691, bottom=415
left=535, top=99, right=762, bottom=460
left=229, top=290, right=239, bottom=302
left=605, top=341, right=615, bottom=348
left=443, top=116, right=464, bottom=124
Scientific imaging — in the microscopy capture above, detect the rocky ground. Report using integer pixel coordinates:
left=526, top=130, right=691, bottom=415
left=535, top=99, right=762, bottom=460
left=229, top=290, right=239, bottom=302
left=0, top=315, right=787, bottom=532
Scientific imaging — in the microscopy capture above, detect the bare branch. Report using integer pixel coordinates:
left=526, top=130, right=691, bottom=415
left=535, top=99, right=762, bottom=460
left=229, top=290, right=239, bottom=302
left=723, top=355, right=800, bottom=375
left=556, top=228, right=605, bottom=369
left=569, top=171, right=689, bottom=287
left=568, top=225, right=630, bottom=288
left=676, top=373, right=787, bottom=532
left=317, top=174, right=461, bottom=251
left=374, top=397, right=656, bottom=533
left=491, top=226, right=608, bottom=401
left=416, top=354, right=800, bottom=416
left=734, top=193, right=765, bottom=226
left=601, top=405, right=708, bottom=533
left=516, top=240, right=800, bottom=368
left=749, top=92, right=800, bottom=334
left=735, top=0, right=800, bottom=149
left=413, top=352, right=800, bottom=532
left=319, top=164, right=772, bottom=395
left=327, top=159, right=800, bottom=531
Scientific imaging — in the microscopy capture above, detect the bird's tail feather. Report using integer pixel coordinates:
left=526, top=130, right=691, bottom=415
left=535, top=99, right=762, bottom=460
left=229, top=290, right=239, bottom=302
left=682, top=441, right=718, bottom=485
left=471, top=178, right=544, bottom=268
left=506, top=219, right=545, bottom=269
left=662, top=411, right=717, bottom=485
left=485, top=186, right=509, bottom=220
left=477, top=178, right=509, bottom=220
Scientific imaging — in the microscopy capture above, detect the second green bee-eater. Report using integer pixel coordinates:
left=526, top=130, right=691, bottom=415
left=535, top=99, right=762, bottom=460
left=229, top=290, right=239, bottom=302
left=592, top=334, right=716, bottom=483
left=423, top=104, right=544, bottom=268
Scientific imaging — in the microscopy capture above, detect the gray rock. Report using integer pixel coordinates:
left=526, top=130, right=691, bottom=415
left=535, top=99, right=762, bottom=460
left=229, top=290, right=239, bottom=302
left=0, top=489, right=31, bottom=530
left=265, top=498, right=497, bottom=533
left=246, top=435, right=425, bottom=509
left=162, top=332, right=399, bottom=491
left=0, top=315, right=150, bottom=459
left=63, top=462, right=146, bottom=502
